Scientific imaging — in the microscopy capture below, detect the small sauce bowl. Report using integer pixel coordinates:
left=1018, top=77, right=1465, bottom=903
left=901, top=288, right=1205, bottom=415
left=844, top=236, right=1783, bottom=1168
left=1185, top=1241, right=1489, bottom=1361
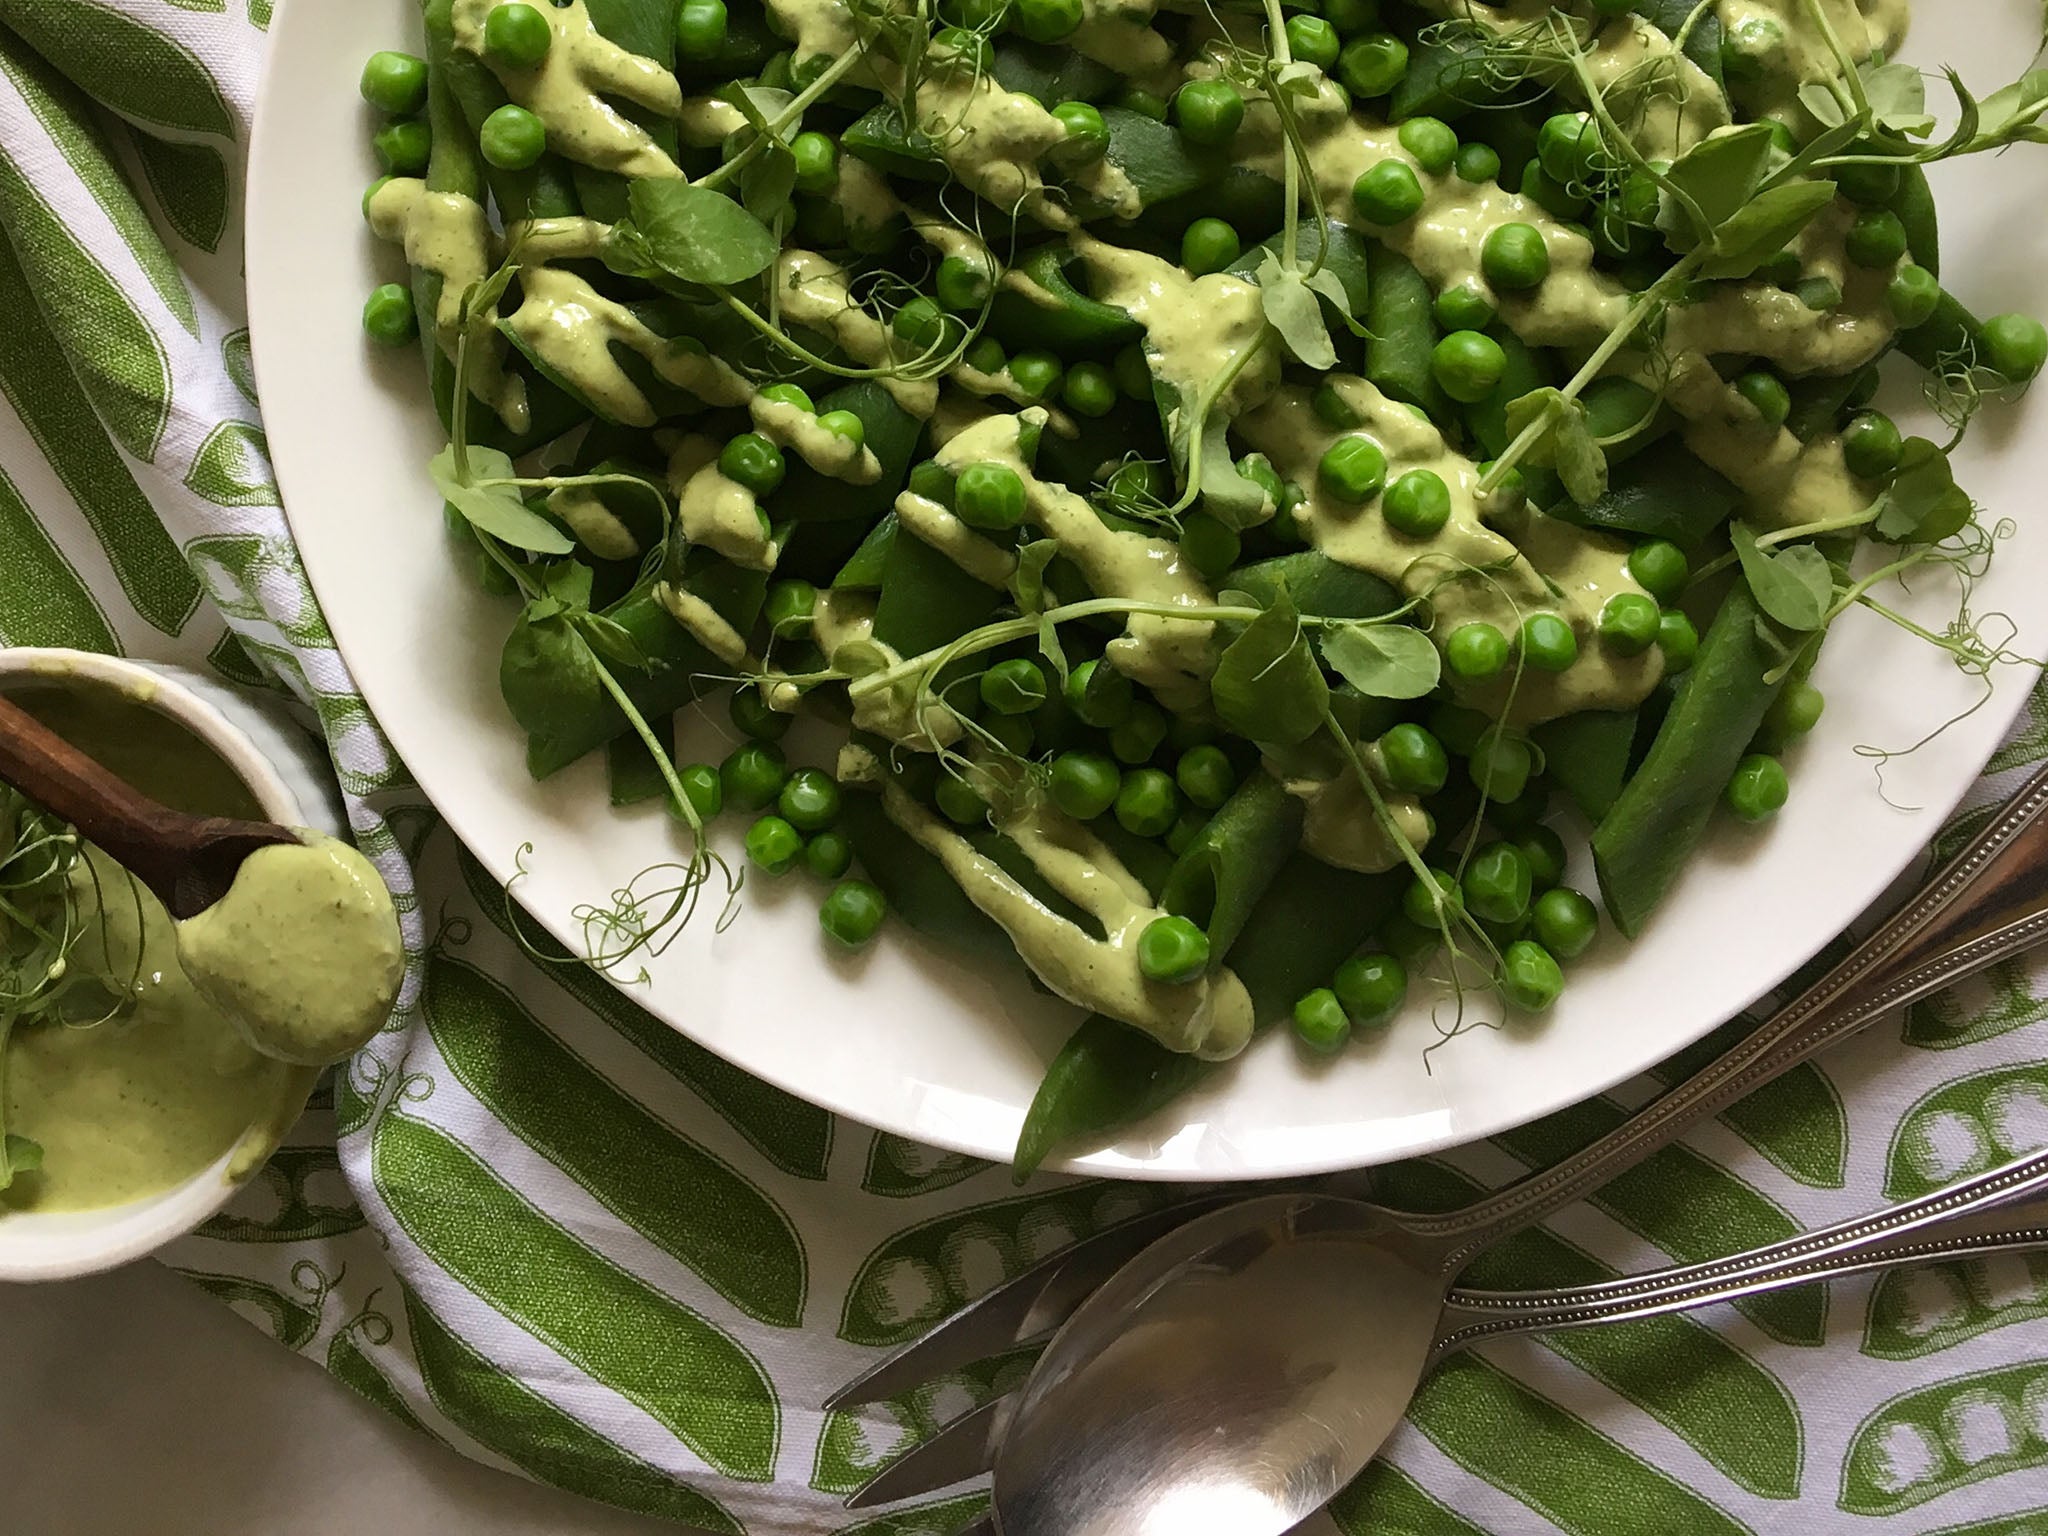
left=0, top=648, right=343, bottom=1281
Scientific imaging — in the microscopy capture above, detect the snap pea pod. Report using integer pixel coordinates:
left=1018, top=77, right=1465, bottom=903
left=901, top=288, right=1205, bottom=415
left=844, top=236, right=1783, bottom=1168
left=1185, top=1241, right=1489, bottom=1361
left=497, top=298, right=716, bottom=425
left=569, top=0, right=680, bottom=222
left=1013, top=853, right=1401, bottom=1176
left=1387, top=30, right=1502, bottom=124
left=991, top=39, right=1120, bottom=105
left=525, top=559, right=767, bottom=777
left=1363, top=244, right=1452, bottom=423
left=1632, top=0, right=1726, bottom=94
left=1784, top=364, right=1880, bottom=442
left=1532, top=709, right=1637, bottom=821
left=839, top=792, right=1022, bottom=971
left=1158, top=771, right=1305, bottom=959
left=1591, top=582, right=1789, bottom=936
left=411, top=25, right=478, bottom=439
left=988, top=243, right=1144, bottom=356
left=423, top=0, right=579, bottom=222
left=1137, top=166, right=1285, bottom=241
left=1898, top=287, right=1982, bottom=375
left=829, top=513, right=897, bottom=590
left=1464, top=326, right=1551, bottom=459
left=1892, top=162, right=1940, bottom=278
left=872, top=518, right=1005, bottom=657
left=1557, top=445, right=1739, bottom=547
left=777, top=380, right=926, bottom=524
left=1228, top=551, right=1400, bottom=620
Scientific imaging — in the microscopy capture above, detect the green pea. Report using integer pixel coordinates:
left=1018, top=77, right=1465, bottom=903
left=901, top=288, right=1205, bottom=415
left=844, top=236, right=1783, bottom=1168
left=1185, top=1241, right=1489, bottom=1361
left=965, top=336, right=1008, bottom=376
left=1590, top=196, right=1656, bottom=261
left=722, top=741, right=788, bottom=812
left=1469, top=729, right=1533, bottom=801
left=1402, top=867, right=1464, bottom=930
left=1379, top=469, right=1449, bottom=537
left=757, top=382, right=814, bottom=413
left=1333, top=952, right=1405, bottom=1028
left=1292, top=988, right=1352, bottom=1053
left=1599, top=592, right=1660, bottom=654
left=1518, top=825, right=1567, bottom=892
left=1627, top=539, right=1688, bottom=603
left=1373, top=724, right=1443, bottom=795
left=1431, top=330, right=1507, bottom=403
left=934, top=772, right=987, bottom=826
left=1518, top=162, right=1586, bottom=220
left=1763, top=680, right=1826, bottom=745
left=934, top=253, right=992, bottom=312
left=1463, top=842, right=1534, bottom=924
left=1726, top=752, right=1789, bottom=822
left=791, top=130, right=839, bottom=194
left=1885, top=263, right=1940, bottom=329
left=1050, top=100, right=1109, bottom=166
left=745, top=814, right=803, bottom=874
left=372, top=119, right=432, bottom=175
left=1110, top=701, right=1170, bottom=765
left=1351, top=159, right=1425, bottom=225
left=770, top=768, right=838, bottom=833
left=673, top=762, right=724, bottom=824
left=359, top=50, right=429, bottom=115
left=480, top=104, right=546, bottom=170
left=729, top=684, right=791, bottom=741
left=1841, top=411, right=1903, bottom=479
left=1337, top=32, right=1408, bottom=98
left=1323, top=0, right=1380, bottom=36
left=674, top=0, right=727, bottom=58
left=1065, top=658, right=1133, bottom=728
left=1007, top=351, right=1064, bottom=402
left=1836, top=159, right=1901, bottom=208
left=1114, top=766, right=1180, bottom=837
left=1062, top=361, right=1118, bottom=418
left=955, top=462, right=1026, bottom=529
left=1013, top=0, right=1083, bottom=41
left=1454, top=141, right=1501, bottom=184
left=1118, top=86, right=1168, bottom=121
left=1319, top=435, right=1387, bottom=503
left=1114, top=344, right=1152, bottom=400
left=1173, top=744, right=1236, bottom=809
left=804, top=828, right=854, bottom=881
left=1844, top=208, right=1908, bottom=269
left=1482, top=223, right=1550, bottom=291
left=1537, top=111, right=1601, bottom=184
left=1445, top=622, right=1508, bottom=681
left=1138, top=914, right=1210, bottom=983
left=1500, top=938, right=1564, bottom=1010
left=1284, top=12, right=1342, bottom=68
left=1174, top=80, right=1245, bottom=146
left=1657, top=610, right=1700, bottom=671
left=981, top=657, right=1048, bottom=716
left=820, top=879, right=887, bottom=948
left=485, top=2, right=554, bottom=66
left=1312, top=382, right=1363, bottom=429
left=817, top=409, right=865, bottom=449
left=1181, top=216, right=1242, bottom=276
left=1519, top=613, right=1578, bottom=672
left=1487, top=776, right=1549, bottom=835
left=1433, top=282, right=1496, bottom=333
left=1528, top=886, right=1597, bottom=961
left=908, top=460, right=957, bottom=506
left=362, top=283, right=417, bottom=345
left=720, top=432, right=785, bottom=496
left=1396, top=116, right=1458, bottom=175
left=1734, top=369, right=1792, bottom=427
left=1050, top=750, right=1120, bottom=820
left=1984, top=312, right=2048, bottom=383
left=1178, top=513, right=1240, bottom=582
left=893, top=296, right=955, bottom=356
left=1379, top=913, right=1439, bottom=968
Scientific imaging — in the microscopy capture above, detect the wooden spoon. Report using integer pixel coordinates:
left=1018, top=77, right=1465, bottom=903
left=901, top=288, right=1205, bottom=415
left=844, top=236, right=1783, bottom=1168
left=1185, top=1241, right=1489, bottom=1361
left=0, top=692, right=297, bottom=919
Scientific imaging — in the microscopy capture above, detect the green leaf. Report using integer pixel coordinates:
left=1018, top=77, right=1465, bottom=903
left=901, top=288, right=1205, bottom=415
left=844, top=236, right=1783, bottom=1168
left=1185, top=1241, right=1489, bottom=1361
left=1301, top=266, right=1369, bottom=336
left=576, top=612, right=655, bottom=671
left=1875, top=437, right=1972, bottom=543
left=2, top=1133, right=42, bottom=1183
left=1702, top=180, right=1838, bottom=279
left=1320, top=622, right=1440, bottom=699
left=1732, top=522, right=1833, bottom=631
left=1656, top=122, right=1776, bottom=247
left=539, top=559, right=594, bottom=611
left=741, top=146, right=796, bottom=222
left=1554, top=408, right=1608, bottom=506
left=1192, top=410, right=1272, bottom=529
left=1010, top=538, right=1058, bottom=614
left=1037, top=612, right=1068, bottom=682
left=625, top=180, right=778, bottom=287
left=1256, top=254, right=1337, bottom=370
left=429, top=446, right=574, bottom=555
left=500, top=608, right=605, bottom=738
left=1866, top=59, right=1934, bottom=136
left=1211, top=588, right=1328, bottom=745
left=1798, top=81, right=1848, bottom=129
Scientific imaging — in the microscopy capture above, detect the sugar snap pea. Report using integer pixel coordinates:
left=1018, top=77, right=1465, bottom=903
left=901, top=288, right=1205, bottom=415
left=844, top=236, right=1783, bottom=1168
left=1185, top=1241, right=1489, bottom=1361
left=829, top=512, right=898, bottom=590
left=1158, top=771, right=1304, bottom=958
left=872, top=520, right=1006, bottom=656
left=1591, top=583, right=1790, bottom=936
left=778, top=381, right=926, bottom=525
left=568, top=0, right=680, bottom=222
left=1228, top=551, right=1400, bottom=620
left=988, top=244, right=1143, bottom=356
left=1558, top=447, right=1739, bottom=547
left=1891, top=163, right=1940, bottom=277
left=1362, top=244, right=1453, bottom=423
left=1532, top=709, right=1637, bottom=821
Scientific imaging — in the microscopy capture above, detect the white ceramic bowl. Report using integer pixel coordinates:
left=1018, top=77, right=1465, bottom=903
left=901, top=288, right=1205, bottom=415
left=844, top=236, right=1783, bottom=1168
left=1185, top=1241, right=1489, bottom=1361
left=0, top=648, right=343, bottom=1282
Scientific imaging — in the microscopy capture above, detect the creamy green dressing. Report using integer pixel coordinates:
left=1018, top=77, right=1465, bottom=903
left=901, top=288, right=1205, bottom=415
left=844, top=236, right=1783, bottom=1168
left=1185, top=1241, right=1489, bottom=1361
left=895, top=490, right=1020, bottom=588
left=1, top=686, right=397, bottom=1215
left=1279, top=745, right=1432, bottom=873
left=879, top=779, right=1254, bottom=1057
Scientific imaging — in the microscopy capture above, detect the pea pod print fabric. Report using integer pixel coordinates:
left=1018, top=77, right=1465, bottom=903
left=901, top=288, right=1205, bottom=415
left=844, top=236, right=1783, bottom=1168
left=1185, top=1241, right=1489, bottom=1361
left=4, top=1, right=2048, bottom=1531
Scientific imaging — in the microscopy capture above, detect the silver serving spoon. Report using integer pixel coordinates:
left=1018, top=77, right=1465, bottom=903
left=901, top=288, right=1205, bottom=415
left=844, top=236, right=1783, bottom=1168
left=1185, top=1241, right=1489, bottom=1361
left=987, top=757, right=2048, bottom=1536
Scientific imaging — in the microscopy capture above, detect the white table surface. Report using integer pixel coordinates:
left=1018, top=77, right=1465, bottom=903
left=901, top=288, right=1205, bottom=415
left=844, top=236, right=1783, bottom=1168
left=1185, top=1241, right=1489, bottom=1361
left=0, top=1262, right=678, bottom=1536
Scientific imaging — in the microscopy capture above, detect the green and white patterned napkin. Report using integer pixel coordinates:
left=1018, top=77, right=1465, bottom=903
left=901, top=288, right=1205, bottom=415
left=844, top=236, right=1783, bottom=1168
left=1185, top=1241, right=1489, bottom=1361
left=4, top=2, right=2048, bottom=1532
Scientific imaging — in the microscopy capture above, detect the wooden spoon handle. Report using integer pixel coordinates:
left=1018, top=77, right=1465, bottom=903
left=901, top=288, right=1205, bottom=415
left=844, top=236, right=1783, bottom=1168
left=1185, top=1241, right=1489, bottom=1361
left=0, top=691, right=193, bottom=903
